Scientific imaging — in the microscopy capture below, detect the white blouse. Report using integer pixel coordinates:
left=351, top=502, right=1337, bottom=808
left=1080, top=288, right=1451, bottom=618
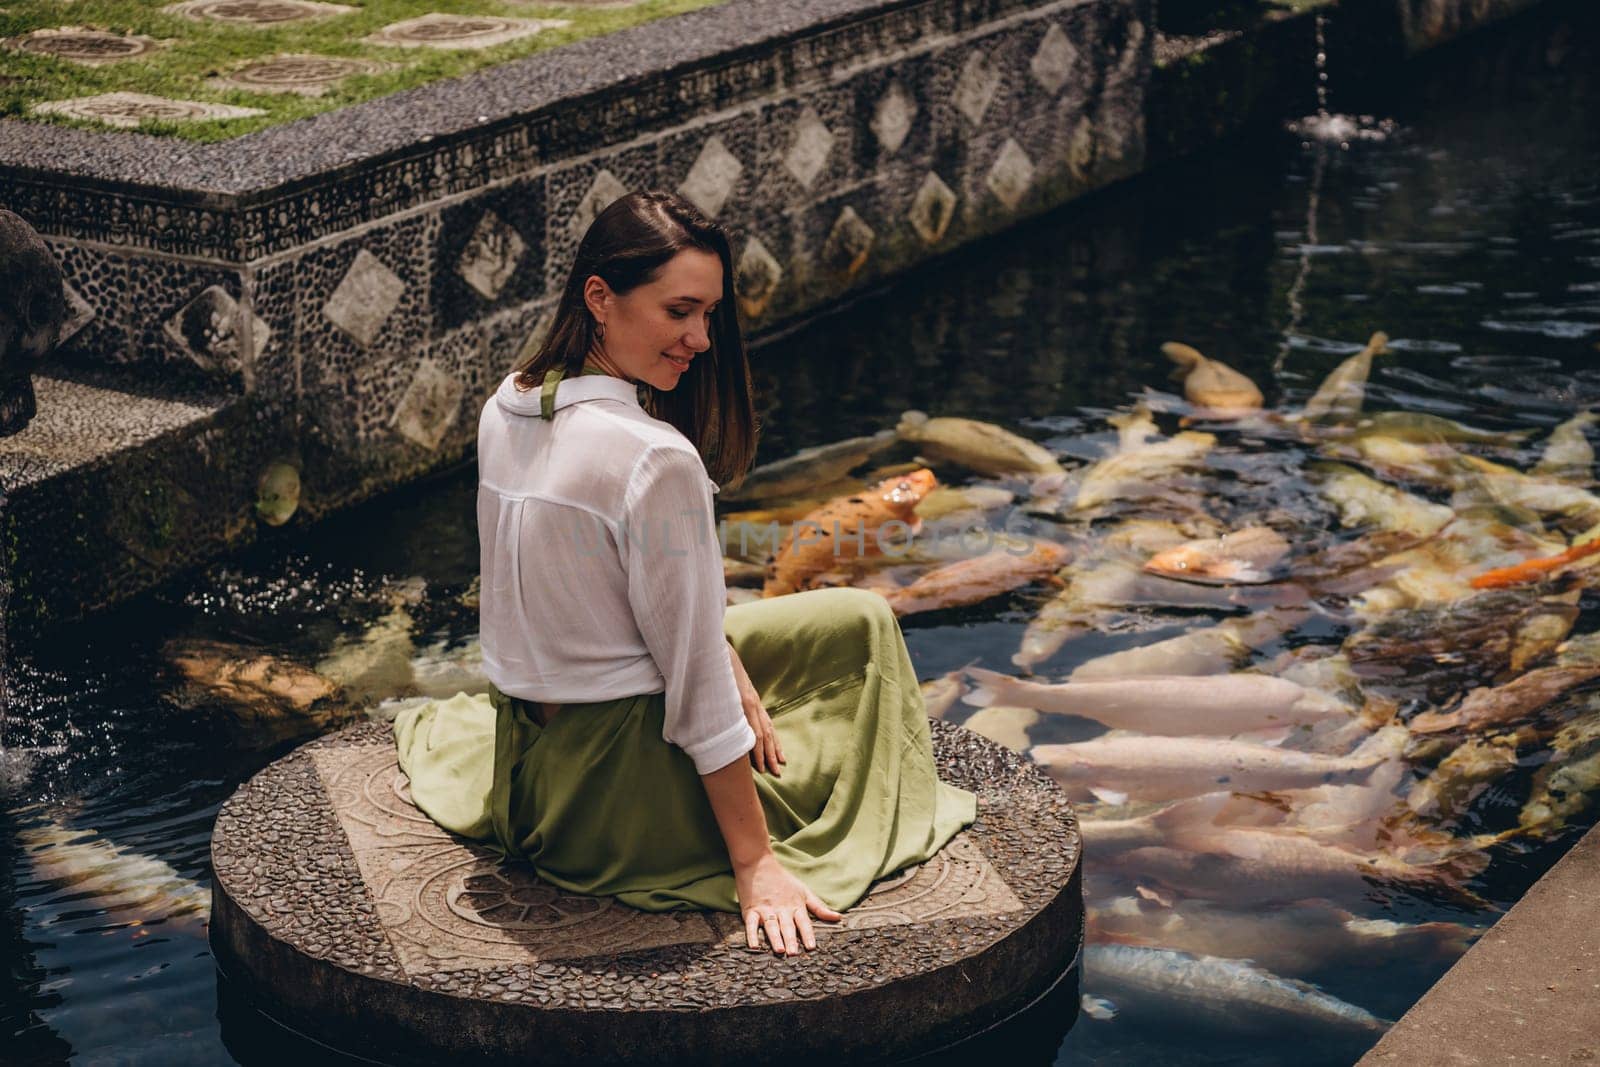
left=476, top=370, right=756, bottom=776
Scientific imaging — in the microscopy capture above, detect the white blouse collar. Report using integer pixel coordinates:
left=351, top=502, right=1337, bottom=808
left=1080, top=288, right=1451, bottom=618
left=552, top=373, right=643, bottom=412
left=495, top=371, right=642, bottom=418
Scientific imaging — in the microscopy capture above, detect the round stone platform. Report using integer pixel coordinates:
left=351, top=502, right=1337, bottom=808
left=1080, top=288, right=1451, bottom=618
left=209, top=719, right=1083, bottom=1065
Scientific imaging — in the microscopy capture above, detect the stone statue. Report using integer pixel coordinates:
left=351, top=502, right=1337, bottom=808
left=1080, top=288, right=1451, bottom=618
left=0, top=208, right=67, bottom=437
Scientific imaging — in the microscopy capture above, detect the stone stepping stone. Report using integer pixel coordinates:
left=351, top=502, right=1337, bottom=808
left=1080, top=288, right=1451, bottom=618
left=162, top=0, right=356, bottom=26
left=210, top=54, right=389, bottom=96
left=31, top=92, right=265, bottom=128
left=362, top=13, right=569, bottom=50
left=4, top=27, right=161, bottom=66
left=210, top=719, right=1084, bottom=1064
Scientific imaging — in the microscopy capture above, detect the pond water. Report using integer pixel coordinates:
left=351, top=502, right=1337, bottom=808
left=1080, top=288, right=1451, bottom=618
left=5, top=5, right=1600, bottom=1064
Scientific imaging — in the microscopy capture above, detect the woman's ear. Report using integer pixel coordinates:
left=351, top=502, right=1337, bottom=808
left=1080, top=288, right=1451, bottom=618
left=582, top=275, right=611, bottom=324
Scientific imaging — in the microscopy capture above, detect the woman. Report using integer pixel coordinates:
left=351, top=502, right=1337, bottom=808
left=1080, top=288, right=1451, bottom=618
left=394, top=190, right=976, bottom=958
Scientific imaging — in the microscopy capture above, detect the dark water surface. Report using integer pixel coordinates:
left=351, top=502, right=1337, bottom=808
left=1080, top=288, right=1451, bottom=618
left=5, top=5, right=1600, bottom=1064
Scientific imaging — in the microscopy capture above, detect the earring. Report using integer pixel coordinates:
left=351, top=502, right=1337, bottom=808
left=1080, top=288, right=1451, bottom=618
left=595, top=320, right=606, bottom=341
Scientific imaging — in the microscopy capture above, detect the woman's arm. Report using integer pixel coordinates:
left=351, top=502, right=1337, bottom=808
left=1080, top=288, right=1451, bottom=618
left=699, top=756, right=843, bottom=955
left=728, top=640, right=784, bottom=777
left=620, top=445, right=842, bottom=952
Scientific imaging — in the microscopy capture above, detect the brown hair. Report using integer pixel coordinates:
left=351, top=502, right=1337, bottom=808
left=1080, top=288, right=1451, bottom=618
left=512, top=190, right=759, bottom=489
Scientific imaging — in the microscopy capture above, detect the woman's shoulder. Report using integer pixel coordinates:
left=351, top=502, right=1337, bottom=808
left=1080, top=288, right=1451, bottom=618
left=579, top=400, right=694, bottom=457
left=614, top=425, right=719, bottom=505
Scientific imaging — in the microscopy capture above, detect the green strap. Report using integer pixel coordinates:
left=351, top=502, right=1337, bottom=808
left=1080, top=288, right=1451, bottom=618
left=539, top=363, right=615, bottom=420
left=539, top=369, right=563, bottom=420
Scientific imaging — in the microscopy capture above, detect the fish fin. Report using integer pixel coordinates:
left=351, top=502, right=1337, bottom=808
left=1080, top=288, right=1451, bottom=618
left=962, top=666, right=1016, bottom=707
left=1225, top=564, right=1275, bottom=585
left=1235, top=726, right=1294, bottom=747
left=1089, top=786, right=1131, bottom=806
left=1134, top=883, right=1176, bottom=908
left=1030, top=471, right=1069, bottom=497
left=1080, top=994, right=1118, bottom=1022
left=962, top=684, right=997, bottom=708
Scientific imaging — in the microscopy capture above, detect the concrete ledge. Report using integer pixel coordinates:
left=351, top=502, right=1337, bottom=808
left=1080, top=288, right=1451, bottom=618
left=0, top=369, right=295, bottom=632
left=209, top=719, right=1084, bottom=1065
left=1358, top=821, right=1600, bottom=1065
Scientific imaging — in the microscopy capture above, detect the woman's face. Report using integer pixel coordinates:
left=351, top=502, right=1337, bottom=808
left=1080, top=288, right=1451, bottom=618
left=586, top=248, right=723, bottom=391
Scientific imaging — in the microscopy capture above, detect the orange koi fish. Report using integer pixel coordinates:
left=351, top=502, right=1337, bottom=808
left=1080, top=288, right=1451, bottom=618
left=1468, top=538, right=1600, bottom=589
left=877, top=539, right=1070, bottom=617
left=762, top=469, right=937, bottom=597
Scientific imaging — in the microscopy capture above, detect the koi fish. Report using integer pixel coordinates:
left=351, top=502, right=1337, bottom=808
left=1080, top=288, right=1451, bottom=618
left=720, top=430, right=898, bottom=504
left=1455, top=455, right=1600, bottom=531
left=1082, top=945, right=1390, bottom=1036
left=1408, top=665, right=1600, bottom=734
left=166, top=636, right=343, bottom=724
left=1142, top=526, right=1291, bottom=585
left=1086, top=897, right=1476, bottom=979
left=913, top=484, right=1015, bottom=521
left=1115, top=830, right=1486, bottom=908
left=1468, top=537, right=1600, bottom=589
left=960, top=705, right=1039, bottom=752
left=761, top=469, right=937, bottom=597
left=1299, top=331, right=1389, bottom=423
left=919, top=670, right=967, bottom=720
left=1531, top=410, right=1597, bottom=484
left=1067, top=611, right=1306, bottom=682
left=1162, top=342, right=1265, bottom=414
left=1032, top=734, right=1385, bottom=803
left=20, top=819, right=210, bottom=931
left=1075, top=430, right=1217, bottom=511
left=895, top=411, right=1065, bottom=476
left=1406, top=734, right=1524, bottom=819
left=876, top=538, right=1070, bottom=616
left=1312, top=463, right=1454, bottom=538
left=968, top=669, right=1349, bottom=735
left=1351, top=411, right=1532, bottom=448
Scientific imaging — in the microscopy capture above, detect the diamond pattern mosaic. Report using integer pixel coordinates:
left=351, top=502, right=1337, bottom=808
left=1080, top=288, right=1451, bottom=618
left=784, top=107, right=835, bottom=189
left=324, top=249, right=405, bottom=348
left=871, top=79, right=917, bottom=155
left=678, top=135, right=744, bottom=218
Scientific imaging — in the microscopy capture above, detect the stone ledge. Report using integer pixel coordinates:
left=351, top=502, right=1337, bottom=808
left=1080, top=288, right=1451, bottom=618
left=0, top=370, right=296, bottom=636
left=209, top=719, right=1085, bottom=1065
left=0, top=0, right=1055, bottom=204
left=1357, top=821, right=1600, bottom=1066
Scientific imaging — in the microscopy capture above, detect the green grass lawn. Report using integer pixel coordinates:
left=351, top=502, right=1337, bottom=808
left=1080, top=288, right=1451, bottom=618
left=0, top=0, right=723, bottom=140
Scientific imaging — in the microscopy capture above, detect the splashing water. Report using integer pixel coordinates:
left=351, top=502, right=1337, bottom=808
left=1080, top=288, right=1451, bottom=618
left=1287, top=12, right=1399, bottom=148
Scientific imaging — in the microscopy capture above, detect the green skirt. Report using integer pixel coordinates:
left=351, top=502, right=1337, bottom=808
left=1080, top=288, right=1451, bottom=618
left=392, top=586, right=978, bottom=913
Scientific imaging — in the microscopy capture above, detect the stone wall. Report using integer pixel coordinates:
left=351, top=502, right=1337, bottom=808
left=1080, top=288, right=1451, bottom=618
left=1397, top=0, right=1544, bottom=52
left=0, top=0, right=1151, bottom=527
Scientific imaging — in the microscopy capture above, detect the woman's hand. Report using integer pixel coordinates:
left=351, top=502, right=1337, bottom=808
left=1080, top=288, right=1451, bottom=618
left=729, top=641, right=784, bottom=777
left=735, top=851, right=844, bottom=956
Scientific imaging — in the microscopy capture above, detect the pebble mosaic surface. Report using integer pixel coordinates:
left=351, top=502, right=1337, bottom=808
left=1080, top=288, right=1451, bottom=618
left=210, top=719, right=1082, bottom=1057
left=0, top=0, right=720, bottom=139
left=0, top=372, right=226, bottom=490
